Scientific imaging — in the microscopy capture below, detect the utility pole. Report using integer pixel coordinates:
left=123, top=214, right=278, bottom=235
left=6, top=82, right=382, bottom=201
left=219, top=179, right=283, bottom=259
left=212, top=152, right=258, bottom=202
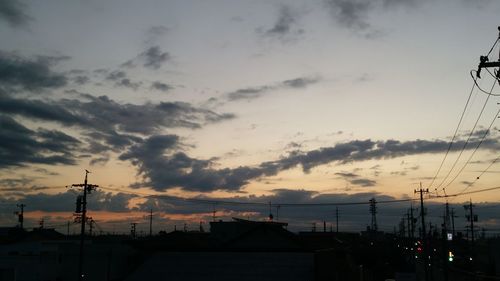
left=441, top=210, right=449, bottom=281
left=149, top=209, right=153, bottom=237
left=410, top=204, right=415, bottom=239
left=130, top=223, right=137, bottom=238
left=451, top=208, right=456, bottom=236
left=268, top=201, right=273, bottom=221
left=70, top=170, right=98, bottom=281
left=407, top=210, right=411, bottom=238
left=212, top=204, right=217, bottom=222
left=87, top=217, right=94, bottom=236
left=336, top=207, right=339, bottom=233
left=415, top=184, right=429, bottom=281
left=276, top=205, right=280, bottom=221
left=14, top=203, right=25, bottom=229
left=369, top=198, right=377, bottom=232
left=476, top=26, right=500, bottom=78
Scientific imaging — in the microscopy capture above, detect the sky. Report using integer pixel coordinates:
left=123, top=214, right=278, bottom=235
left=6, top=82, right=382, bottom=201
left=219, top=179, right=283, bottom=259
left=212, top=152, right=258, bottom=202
left=1, top=0, right=500, bottom=234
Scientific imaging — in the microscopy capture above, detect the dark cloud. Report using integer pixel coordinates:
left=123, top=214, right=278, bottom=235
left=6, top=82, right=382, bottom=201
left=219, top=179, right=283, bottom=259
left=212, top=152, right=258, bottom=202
left=259, top=5, right=304, bottom=41
left=1, top=93, right=235, bottom=139
left=324, top=0, right=428, bottom=38
left=151, top=81, right=173, bottom=92
left=0, top=0, right=31, bottom=27
left=72, top=75, right=90, bottom=85
left=120, top=135, right=265, bottom=192
left=227, top=85, right=272, bottom=101
left=382, top=0, right=421, bottom=8
left=350, top=178, right=376, bottom=187
left=2, top=187, right=500, bottom=233
left=227, top=76, right=319, bottom=101
left=0, top=115, right=80, bottom=168
left=106, top=70, right=126, bottom=81
left=335, top=171, right=376, bottom=187
left=325, top=0, right=372, bottom=31
left=89, top=155, right=110, bottom=166
left=105, top=70, right=141, bottom=90
left=145, top=25, right=169, bottom=44
left=116, top=78, right=141, bottom=90
left=0, top=176, right=35, bottom=190
left=335, top=172, right=358, bottom=178
left=0, top=93, right=235, bottom=168
left=0, top=51, right=67, bottom=91
left=123, top=46, right=170, bottom=70
left=121, top=136, right=500, bottom=192
left=0, top=189, right=136, bottom=213
left=142, top=46, right=170, bottom=69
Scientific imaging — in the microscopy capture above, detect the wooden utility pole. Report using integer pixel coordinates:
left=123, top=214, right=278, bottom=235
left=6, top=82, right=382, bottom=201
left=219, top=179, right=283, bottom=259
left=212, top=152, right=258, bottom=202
left=70, top=170, right=98, bottom=281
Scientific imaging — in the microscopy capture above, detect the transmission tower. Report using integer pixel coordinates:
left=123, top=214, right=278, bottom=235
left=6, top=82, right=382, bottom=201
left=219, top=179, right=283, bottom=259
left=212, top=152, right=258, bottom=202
left=14, top=203, right=25, bottom=229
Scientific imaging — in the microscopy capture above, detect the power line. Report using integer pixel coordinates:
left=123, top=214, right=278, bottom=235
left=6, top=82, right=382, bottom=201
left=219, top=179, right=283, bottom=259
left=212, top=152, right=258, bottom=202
left=430, top=30, right=500, bottom=190
left=428, top=82, right=476, bottom=188
left=442, top=102, right=500, bottom=189
left=430, top=185, right=500, bottom=199
left=434, top=82, right=493, bottom=190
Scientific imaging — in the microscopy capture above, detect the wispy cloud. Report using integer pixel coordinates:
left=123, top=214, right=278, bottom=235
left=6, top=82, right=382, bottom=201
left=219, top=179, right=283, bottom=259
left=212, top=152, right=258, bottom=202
left=227, top=76, right=320, bottom=101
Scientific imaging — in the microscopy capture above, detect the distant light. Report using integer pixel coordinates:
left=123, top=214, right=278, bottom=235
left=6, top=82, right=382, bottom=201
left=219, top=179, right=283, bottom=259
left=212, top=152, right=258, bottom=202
left=470, top=257, right=473, bottom=261
left=415, top=255, right=418, bottom=259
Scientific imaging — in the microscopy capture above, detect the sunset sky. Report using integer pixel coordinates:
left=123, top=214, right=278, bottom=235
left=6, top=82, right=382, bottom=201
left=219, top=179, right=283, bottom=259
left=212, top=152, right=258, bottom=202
left=1, top=0, right=500, bottom=234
